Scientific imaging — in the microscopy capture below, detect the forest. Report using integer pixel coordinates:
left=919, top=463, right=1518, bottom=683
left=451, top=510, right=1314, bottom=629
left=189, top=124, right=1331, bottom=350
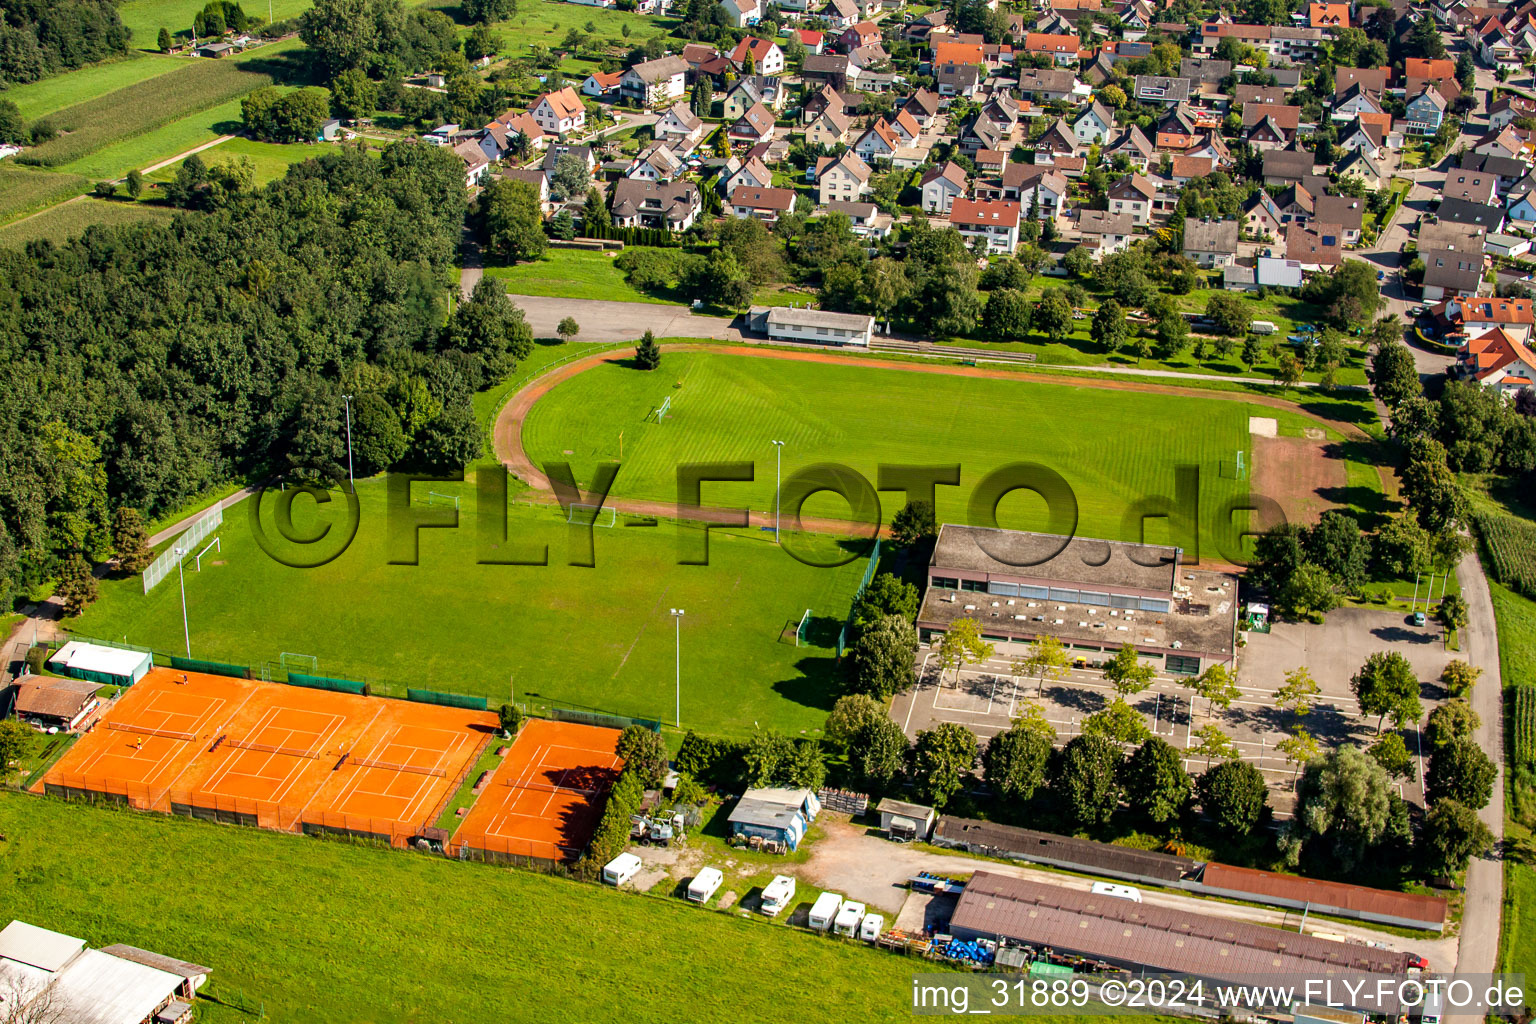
left=0, top=143, right=535, bottom=610
left=0, top=0, right=128, bottom=87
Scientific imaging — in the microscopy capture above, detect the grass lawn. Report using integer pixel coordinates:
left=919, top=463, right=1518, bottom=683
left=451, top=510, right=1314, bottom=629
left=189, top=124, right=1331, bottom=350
left=69, top=485, right=866, bottom=736
left=0, top=167, right=89, bottom=224
left=0, top=196, right=179, bottom=245
left=145, top=135, right=351, bottom=185
left=485, top=249, right=677, bottom=304
left=1492, top=580, right=1536, bottom=982
left=116, top=0, right=315, bottom=50
left=2, top=53, right=183, bottom=120
left=518, top=348, right=1316, bottom=549
left=0, top=793, right=977, bottom=1023
left=477, top=0, right=684, bottom=52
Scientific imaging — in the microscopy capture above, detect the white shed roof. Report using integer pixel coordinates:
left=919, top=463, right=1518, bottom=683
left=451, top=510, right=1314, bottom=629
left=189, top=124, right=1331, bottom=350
left=0, top=920, right=84, bottom=971
left=48, top=641, right=151, bottom=678
left=0, top=958, right=55, bottom=1010
left=49, top=949, right=181, bottom=1024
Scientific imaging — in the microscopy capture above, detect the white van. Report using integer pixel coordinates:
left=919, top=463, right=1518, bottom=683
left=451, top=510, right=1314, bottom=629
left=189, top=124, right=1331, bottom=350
left=1090, top=882, right=1142, bottom=903
left=808, top=891, right=843, bottom=931
left=760, top=875, right=796, bottom=917
left=859, top=913, right=884, bottom=942
left=601, top=853, right=643, bottom=887
left=687, top=867, right=723, bottom=904
left=833, top=900, right=866, bottom=937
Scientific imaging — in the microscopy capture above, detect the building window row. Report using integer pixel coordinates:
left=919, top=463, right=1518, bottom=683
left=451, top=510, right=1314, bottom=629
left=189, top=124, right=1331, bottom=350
left=929, top=576, right=1171, bottom=613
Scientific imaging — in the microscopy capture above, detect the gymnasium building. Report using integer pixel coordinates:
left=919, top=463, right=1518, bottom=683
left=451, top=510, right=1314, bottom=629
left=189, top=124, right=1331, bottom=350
left=914, top=525, right=1239, bottom=676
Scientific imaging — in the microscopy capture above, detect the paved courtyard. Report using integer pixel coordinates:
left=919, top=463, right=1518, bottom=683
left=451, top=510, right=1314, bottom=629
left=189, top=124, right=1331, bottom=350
left=890, top=607, right=1457, bottom=813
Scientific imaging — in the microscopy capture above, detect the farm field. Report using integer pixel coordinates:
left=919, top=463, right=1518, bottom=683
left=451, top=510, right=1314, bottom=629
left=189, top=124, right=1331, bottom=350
left=519, top=349, right=1350, bottom=549
left=59, top=97, right=247, bottom=180
left=0, top=167, right=88, bottom=224
left=0, top=196, right=178, bottom=246
left=2, top=54, right=183, bottom=120
left=1493, top=579, right=1536, bottom=985
left=69, top=490, right=867, bottom=736
left=0, top=794, right=984, bottom=1024
left=146, top=135, right=350, bottom=186
left=17, top=59, right=273, bottom=170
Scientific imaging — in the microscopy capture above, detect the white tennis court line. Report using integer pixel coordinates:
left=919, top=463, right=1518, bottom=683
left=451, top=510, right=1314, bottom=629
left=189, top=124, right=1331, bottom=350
left=332, top=724, right=462, bottom=820
left=293, top=702, right=386, bottom=827
left=205, top=706, right=346, bottom=805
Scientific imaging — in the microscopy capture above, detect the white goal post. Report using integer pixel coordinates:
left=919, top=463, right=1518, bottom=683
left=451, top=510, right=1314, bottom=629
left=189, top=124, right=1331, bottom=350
left=567, top=503, right=616, bottom=527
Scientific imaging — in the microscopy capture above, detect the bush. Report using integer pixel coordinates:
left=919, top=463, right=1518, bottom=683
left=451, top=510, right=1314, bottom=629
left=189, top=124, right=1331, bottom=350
left=577, top=767, right=645, bottom=879
left=24, top=645, right=47, bottom=675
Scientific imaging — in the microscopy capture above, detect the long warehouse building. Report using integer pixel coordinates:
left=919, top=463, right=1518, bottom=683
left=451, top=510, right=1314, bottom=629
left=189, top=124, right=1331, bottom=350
left=948, top=872, right=1415, bottom=980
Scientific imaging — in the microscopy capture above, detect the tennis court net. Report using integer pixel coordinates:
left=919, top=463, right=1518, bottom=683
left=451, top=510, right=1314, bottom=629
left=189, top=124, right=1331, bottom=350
left=106, top=721, right=195, bottom=742
left=226, top=736, right=321, bottom=759
left=502, top=777, right=604, bottom=798
left=347, top=755, right=447, bottom=777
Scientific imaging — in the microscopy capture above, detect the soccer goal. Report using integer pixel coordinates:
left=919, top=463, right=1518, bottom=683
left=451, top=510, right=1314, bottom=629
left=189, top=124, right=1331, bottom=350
left=567, top=503, right=616, bottom=527
left=648, top=395, right=672, bottom=423
left=424, top=491, right=460, bottom=510
left=795, top=609, right=812, bottom=647
left=280, top=652, right=319, bottom=676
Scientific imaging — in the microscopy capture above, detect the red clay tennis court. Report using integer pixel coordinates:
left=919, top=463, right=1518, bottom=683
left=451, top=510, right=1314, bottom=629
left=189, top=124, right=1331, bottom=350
left=41, top=668, right=496, bottom=846
left=452, top=719, right=625, bottom=865
left=41, top=670, right=251, bottom=809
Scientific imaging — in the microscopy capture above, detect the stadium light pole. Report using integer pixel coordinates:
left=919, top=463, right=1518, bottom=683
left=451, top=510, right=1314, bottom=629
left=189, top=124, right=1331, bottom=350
left=669, top=607, right=681, bottom=727
left=174, top=547, right=190, bottom=658
left=341, top=394, right=356, bottom=494
left=771, top=439, right=785, bottom=543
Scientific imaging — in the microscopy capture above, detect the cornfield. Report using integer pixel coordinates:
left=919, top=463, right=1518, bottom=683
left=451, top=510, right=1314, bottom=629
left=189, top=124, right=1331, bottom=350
left=17, top=61, right=271, bottom=169
left=1473, top=511, right=1536, bottom=599
left=1515, top=687, right=1536, bottom=771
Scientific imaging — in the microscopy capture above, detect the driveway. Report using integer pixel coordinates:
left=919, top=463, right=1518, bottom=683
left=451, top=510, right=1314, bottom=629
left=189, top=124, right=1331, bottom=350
left=503, top=293, right=740, bottom=342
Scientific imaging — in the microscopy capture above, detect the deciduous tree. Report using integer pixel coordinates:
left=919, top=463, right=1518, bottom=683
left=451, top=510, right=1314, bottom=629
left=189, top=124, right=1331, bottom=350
left=912, top=722, right=978, bottom=808
left=1120, top=737, right=1191, bottom=823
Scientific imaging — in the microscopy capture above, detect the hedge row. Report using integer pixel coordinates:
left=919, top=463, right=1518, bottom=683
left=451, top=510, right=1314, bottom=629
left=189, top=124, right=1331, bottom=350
left=576, top=767, right=645, bottom=879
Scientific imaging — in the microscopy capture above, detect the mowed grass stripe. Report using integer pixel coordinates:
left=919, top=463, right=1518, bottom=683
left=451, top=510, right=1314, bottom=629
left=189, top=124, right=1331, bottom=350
left=522, top=352, right=1253, bottom=547
left=17, top=59, right=272, bottom=169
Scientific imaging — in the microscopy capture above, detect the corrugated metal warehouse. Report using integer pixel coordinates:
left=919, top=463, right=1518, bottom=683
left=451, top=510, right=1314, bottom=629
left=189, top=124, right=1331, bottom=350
left=1198, top=863, right=1448, bottom=932
left=933, top=817, right=1197, bottom=885
left=948, top=872, right=1415, bottom=981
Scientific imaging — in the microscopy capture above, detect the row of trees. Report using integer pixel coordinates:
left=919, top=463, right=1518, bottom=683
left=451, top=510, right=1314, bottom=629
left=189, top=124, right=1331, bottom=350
left=0, top=143, right=533, bottom=612
left=0, top=0, right=127, bottom=88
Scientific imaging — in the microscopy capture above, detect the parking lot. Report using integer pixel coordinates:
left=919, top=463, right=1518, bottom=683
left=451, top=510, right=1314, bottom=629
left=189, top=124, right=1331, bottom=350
left=889, top=607, right=1456, bottom=813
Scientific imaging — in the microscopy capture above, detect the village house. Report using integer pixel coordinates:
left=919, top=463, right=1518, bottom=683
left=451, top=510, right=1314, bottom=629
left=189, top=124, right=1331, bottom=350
left=622, top=55, right=689, bottom=106
left=610, top=179, right=701, bottom=231
left=654, top=102, right=705, bottom=149
left=949, top=198, right=1021, bottom=253
left=1106, top=173, right=1158, bottom=226
left=806, top=106, right=854, bottom=146
left=529, top=87, right=586, bottom=136
left=725, top=155, right=774, bottom=195
left=730, top=36, right=785, bottom=75
left=730, top=186, right=797, bottom=223
left=1078, top=209, right=1135, bottom=257
left=1072, top=101, right=1116, bottom=144
left=816, top=150, right=872, bottom=204
left=921, top=161, right=968, bottom=213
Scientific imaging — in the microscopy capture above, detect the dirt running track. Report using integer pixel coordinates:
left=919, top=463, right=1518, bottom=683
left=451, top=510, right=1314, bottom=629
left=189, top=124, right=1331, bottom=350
left=492, top=343, right=1396, bottom=560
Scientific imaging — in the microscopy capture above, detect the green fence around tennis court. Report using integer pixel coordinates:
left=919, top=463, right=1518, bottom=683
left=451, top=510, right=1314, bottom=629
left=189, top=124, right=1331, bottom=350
left=407, top=688, right=488, bottom=711
left=287, top=672, right=368, bottom=695
left=169, top=655, right=252, bottom=679
left=549, top=706, right=660, bottom=732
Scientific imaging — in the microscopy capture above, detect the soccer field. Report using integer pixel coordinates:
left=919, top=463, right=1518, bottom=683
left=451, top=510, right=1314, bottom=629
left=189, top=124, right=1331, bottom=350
left=521, top=350, right=1260, bottom=556
left=70, top=487, right=866, bottom=737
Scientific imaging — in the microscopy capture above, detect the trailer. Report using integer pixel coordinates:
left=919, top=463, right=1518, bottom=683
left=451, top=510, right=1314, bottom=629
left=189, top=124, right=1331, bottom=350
left=859, top=913, right=884, bottom=942
left=833, top=900, right=866, bottom=937
left=808, top=891, right=843, bottom=931
left=1250, top=320, right=1277, bottom=335
left=687, top=867, right=723, bottom=904
left=760, top=875, right=796, bottom=917
left=601, top=853, right=643, bottom=887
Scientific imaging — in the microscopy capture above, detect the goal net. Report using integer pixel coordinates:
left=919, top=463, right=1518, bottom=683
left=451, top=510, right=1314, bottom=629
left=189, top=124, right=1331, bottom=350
left=567, top=504, right=616, bottom=527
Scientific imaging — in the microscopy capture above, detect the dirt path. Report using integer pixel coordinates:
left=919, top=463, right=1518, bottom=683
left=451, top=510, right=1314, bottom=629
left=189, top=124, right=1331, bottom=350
left=492, top=342, right=1398, bottom=542
left=140, top=133, right=237, bottom=175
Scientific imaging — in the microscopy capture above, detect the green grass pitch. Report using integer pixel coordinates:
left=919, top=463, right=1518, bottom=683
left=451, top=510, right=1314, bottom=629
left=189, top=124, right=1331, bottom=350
left=70, top=486, right=866, bottom=737
left=521, top=350, right=1262, bottom=556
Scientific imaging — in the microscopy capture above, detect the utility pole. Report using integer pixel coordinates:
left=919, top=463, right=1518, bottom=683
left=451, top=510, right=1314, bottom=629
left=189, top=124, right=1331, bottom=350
left=175, top=547, right=190, bottom=658
left=771, top=439, right=785, bottom=542
left=342, top=394, right=355, bottom=494
left=670, top=608, right=684, bottom=728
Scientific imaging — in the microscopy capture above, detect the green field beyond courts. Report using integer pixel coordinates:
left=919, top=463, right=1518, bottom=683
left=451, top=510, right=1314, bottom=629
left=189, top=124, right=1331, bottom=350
left=0, top=795, right=960, bottom=1024
left=71, top=489, right=865, bottom=735
left=522, top=351, right=1256, bottom=555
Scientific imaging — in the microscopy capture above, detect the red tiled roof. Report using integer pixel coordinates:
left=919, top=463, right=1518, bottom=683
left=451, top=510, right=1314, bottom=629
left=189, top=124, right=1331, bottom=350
left=950, top=197, right=1021, bottom=226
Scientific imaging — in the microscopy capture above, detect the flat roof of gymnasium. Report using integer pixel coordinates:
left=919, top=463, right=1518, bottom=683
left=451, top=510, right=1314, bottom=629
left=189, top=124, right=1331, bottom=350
left=1199, top=863, right=1448, bottom=929
left=931, top=525, right=1181, bottom=592
left=950, top=872, right=1414, bottom=980
left=48, top=641, right=151, bottom=677
left=917, top=572, right=1237, bottom=659
left=934, top=817, right=1197, bottom=882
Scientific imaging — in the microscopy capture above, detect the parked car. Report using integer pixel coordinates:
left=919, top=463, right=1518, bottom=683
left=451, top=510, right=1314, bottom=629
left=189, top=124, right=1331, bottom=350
left=1413, top=611, right=1427, bottom=627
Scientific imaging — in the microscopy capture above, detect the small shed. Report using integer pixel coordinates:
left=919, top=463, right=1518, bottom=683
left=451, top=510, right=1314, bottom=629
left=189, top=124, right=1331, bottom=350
left=196, top=41, right=234, bottom=58
left=726, top=787, right=820, bottom=851
left=318, top=118, right=342, bottom=141
left=875, top=797, right=936, bottom=841
left=14, top=676, right=101, bottom=730
left=47, top=642, right=151, bottom=688
left=100, top=945, right=211, bottom=998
